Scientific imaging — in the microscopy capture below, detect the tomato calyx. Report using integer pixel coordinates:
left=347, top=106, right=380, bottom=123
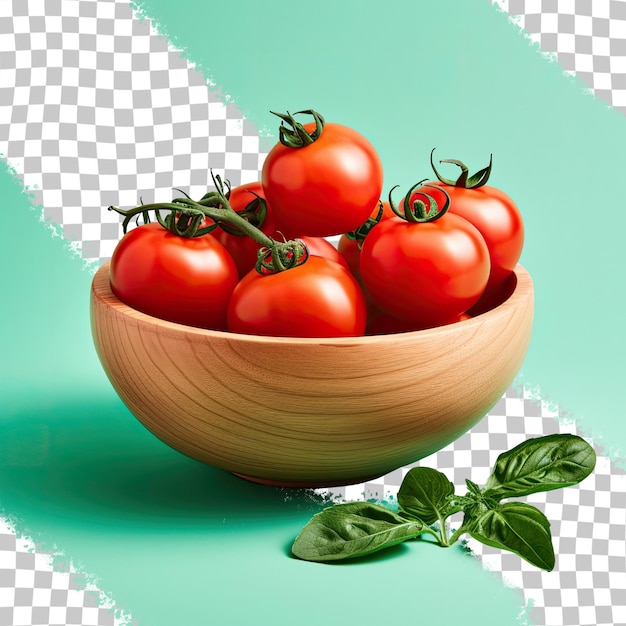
left=389, top=180, right=451, bottom=223
left=270, top=109, right=325, bottom=148
left=430, top=148, right=493, bottom=189
left=344, top=201, right=386, bottom=249
left=256, top=238, right=309, bottom=275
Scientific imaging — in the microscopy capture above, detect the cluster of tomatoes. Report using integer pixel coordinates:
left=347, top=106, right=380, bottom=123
left=108, top=110, right=524, bottom=338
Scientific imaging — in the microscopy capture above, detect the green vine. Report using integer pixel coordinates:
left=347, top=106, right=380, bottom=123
left=108, top=171, right=308, bottom=274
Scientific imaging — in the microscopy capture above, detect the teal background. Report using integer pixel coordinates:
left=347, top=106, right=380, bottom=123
left=1, top=0, right=625, bottom=624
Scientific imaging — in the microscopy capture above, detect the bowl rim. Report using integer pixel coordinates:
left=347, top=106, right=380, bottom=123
left=92, top=262, right=532, bottom=346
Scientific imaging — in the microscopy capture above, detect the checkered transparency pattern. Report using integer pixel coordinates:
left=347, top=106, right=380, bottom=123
left=491, top=0, right=626, bottom=114
left=0, top=519, right=131, bottom=626
left=1, top=1, right=626, bottom=626
left=0, top=0, right=267, bottom=267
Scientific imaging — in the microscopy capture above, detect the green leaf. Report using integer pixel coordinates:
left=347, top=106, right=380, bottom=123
left=483, top=434, right=596, bottom=501
left=467, top=502, right=555, bottom=571
left=397, top=467, right=455, bottom=525
left=291, top=502, right=425, bottom=562
left=465, top=479, right=482, bottom=496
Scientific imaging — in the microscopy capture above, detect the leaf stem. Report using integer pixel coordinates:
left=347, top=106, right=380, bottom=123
left=448, top=525, right=468, bottom=545
left=437, top=514, right=450, bottom=547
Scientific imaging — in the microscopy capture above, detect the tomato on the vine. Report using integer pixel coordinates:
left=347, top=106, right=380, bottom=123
left=210, top=181, right=282, bottom=279
left=262, top=110, right=383, bottom=238
left=360, top=182, right=490, bottom=328
left=210, top=182, right=350, bottom=276
left=110, top=221, right=238, bottom=330
left=227, top=256, right=367, bottom=338
left=429, top=150, right=524, bottom=294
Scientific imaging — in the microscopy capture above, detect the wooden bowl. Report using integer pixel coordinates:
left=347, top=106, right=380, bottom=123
left=90, top=263, right=533, bottom=488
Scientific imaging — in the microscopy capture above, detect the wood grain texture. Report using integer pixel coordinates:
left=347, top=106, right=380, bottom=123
left=90, top=263, right=534, bottom=487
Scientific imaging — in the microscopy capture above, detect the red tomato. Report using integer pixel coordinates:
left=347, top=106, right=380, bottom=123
left=262, top=111, right=384, bottom=237
left=466, top=269, right=518, bottom=316
left=227, top=256, right=367, bottom=338
left=360, top=211, right=490, bottom=328
left=338, top=201, right=395, bottom=284
left=429, top=152, right=524, bottom=293
left=366, top=307, right=470, bottom=335
left=110, top=222, right=238, bottom=330
left=211, top=182, right=282, bottom=279
left=298, top=236, right=349, bottom=271
left=430, top=181, right=523, bottom=292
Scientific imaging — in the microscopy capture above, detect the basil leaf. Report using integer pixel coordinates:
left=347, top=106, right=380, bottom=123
left=467, top=502, right=555, bottom=571
left=291, top=502, right=425, bottom=562
left=483, top=434, right=596, bottom=501
left=397, top=467, right=455, bottom=524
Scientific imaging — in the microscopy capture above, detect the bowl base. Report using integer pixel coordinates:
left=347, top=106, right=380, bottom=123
left=232, top=472, right=382, bottom=489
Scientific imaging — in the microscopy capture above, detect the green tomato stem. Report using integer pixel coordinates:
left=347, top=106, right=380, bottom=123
left=108, top=171, right=307, bottom=274
left=388, top=180, right=451, bottom=223
left=343, top=200, right=385, bottom=248
left=430, top=148, right=493, bottom=189
left=198, top=200, right=275, bottom=249
left=270, top=109, right=325, bottom=148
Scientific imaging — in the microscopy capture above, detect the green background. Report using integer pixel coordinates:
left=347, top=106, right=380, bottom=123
left=1, top=0, right=625, bottom=624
